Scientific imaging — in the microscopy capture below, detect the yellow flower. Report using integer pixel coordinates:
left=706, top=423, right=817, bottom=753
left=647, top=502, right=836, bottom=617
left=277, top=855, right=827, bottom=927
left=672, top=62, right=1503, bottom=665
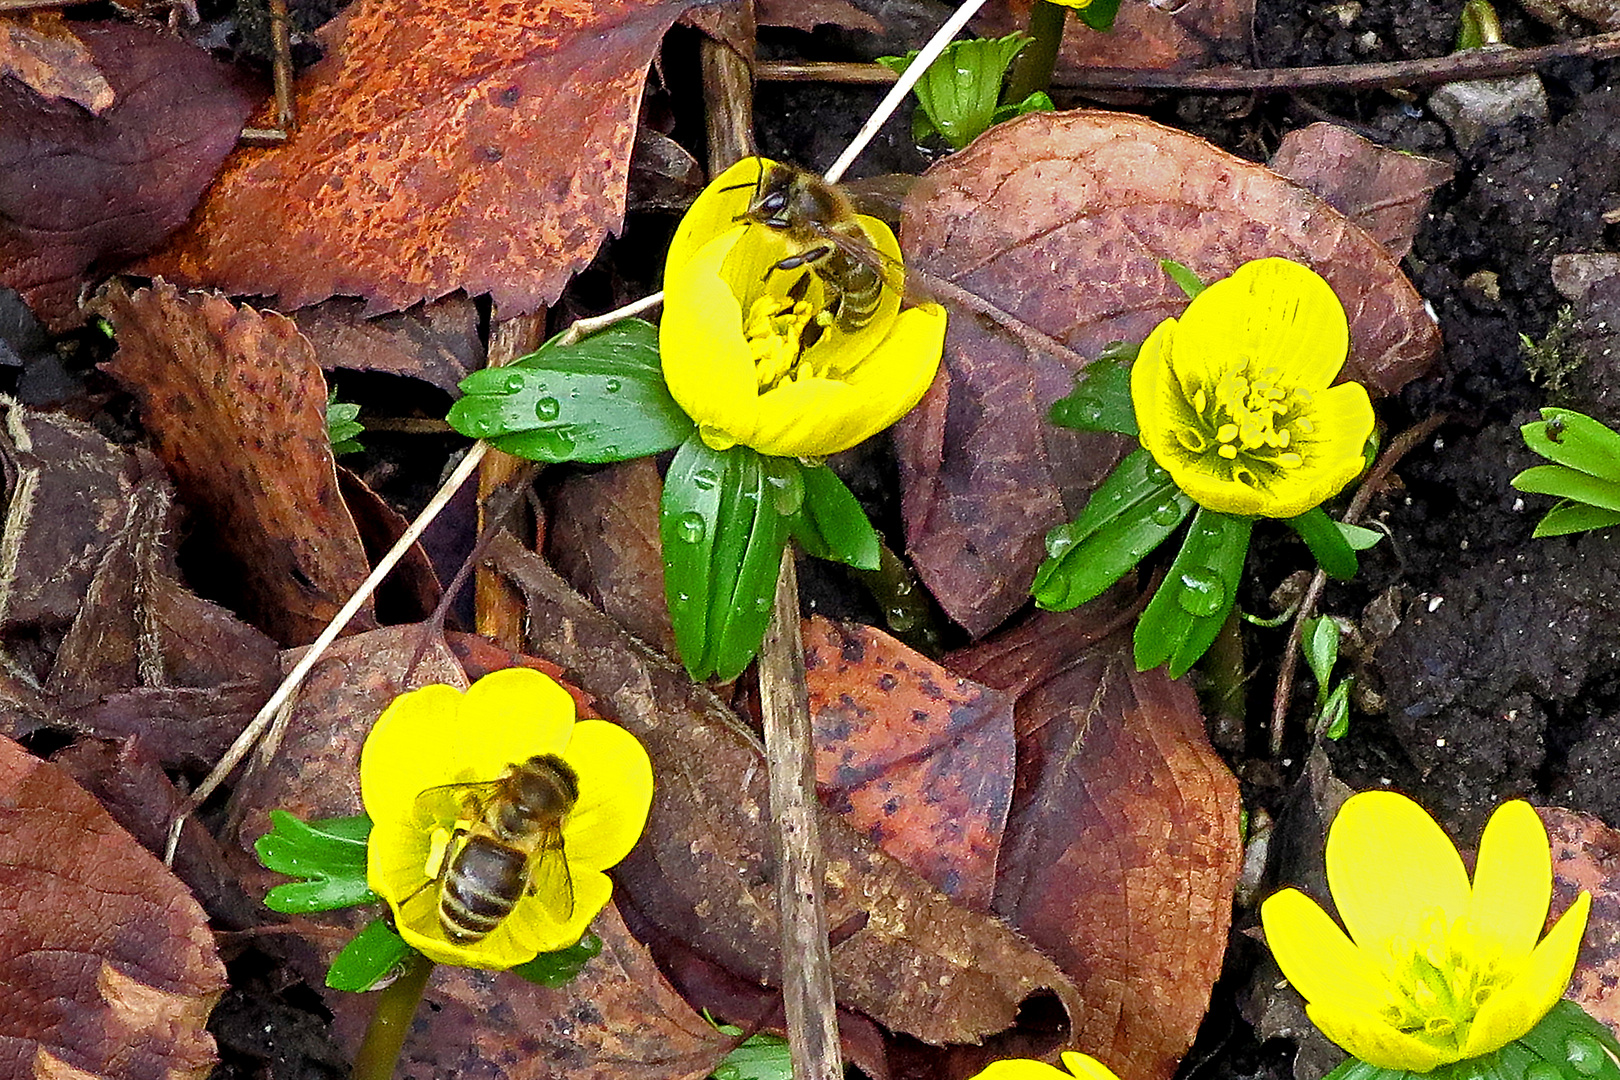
left=1046, top=0, right=1094, bottom=7
left=1131, top=258, right=1375, bottom=518
left=1261, top=792, right=1591, bottom=1072
left=660, top=157, right=947, bottom=458
left=360, top=667, right=653, bottom=969
left=969, top=1052, right=1121, bottom=1080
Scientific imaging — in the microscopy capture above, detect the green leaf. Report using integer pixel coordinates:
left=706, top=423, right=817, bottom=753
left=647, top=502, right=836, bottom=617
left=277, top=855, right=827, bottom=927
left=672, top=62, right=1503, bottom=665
left=256, top=811, right=378, bottom=913
left=1301, top=615, right=1340, bottom=706
left=1288, top=507, right=1359, bottom=580
left=711, top=1031, right=793, bottom=1080
left=1032, top=448, right=1190, bottom=610
left=793, top=464, right=881, bottom=571
left=1338, top=522, right=1383, bottom=550
left=1521, top=408, right=1620, bottom=483
left=661, top=438, right=791, bottom=681
left=1159, top=259, right=1206, bottom=299
left=1074, top=0, right=1123, bottom=31
left=1134, top=509, right=1252, bottom=678
left=325, top=918, right=412, bottom=992
left=510, top=932, right=603, bottom=988
left=1321, top=679, right=1353, bottom=740
left=1533, top=500, right=1620, bottom=537
left=1512, top=463, right=1620, bottom=512
left=447, top=319, right=693, bottom=463
left=326, top=391, right=365, bottom=455
left=876, top=34, right=1032, bottom=151
left=992, top=90, right=1054, bottom=123
left=1049, top=352, right=1138, bottom=435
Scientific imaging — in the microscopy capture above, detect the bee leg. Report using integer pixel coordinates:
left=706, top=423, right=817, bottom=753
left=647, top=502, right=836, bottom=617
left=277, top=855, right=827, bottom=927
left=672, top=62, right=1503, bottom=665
left=769, top=245, right=834, bottom=276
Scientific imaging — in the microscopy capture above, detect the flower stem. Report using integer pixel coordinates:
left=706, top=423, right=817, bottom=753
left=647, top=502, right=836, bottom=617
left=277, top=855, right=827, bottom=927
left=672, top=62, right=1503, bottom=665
left=352, top=951, right=435, bottom=1080
left=1006, top=0, right=1068, bottom=105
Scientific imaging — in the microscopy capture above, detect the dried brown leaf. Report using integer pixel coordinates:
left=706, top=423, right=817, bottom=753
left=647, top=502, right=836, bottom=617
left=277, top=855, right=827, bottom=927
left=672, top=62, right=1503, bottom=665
left=290, top=292, right=481, bottom=393
left=977, top=0, right=1252, bottom=73
left=1269, top=123, right=1454, bottom=263
left=95, top=281, right=376, bottom=646
left=755, top=0, right=883, bottom=33
left=1542, top=806, right=1620, bottom=1032
left=0, top=22, right=256, bottom=329
left=0, top=734, right=227, bottom=1080
left=0, top=12, right=113, bottom=113
left=896, top=110, right=1443, bottom=636
left=492, top=533, right=1083, bottom=1047
left=953, top=619, right=1244, bottom=1080
left=805, top=615, right=1015, bottom=913
left=140, top=0, right=698, bottom=316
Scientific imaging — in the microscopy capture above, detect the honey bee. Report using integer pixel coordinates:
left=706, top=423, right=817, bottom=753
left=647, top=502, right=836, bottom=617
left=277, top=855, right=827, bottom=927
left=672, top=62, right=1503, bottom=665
left=737, top=161, right=905, bottom=335
left=408, top=753, right=579, bottom=943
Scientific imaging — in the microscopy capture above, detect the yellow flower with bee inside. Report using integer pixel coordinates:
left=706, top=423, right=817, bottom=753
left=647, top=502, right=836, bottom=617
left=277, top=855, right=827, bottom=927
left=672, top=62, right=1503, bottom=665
left=360, top=667, right=653, bottom=970
left=660, top=156, right=947, bottom=459
left=1261, top=791, right=1590, bottom=1072
left=1131, top=258, right=1375, bottom=518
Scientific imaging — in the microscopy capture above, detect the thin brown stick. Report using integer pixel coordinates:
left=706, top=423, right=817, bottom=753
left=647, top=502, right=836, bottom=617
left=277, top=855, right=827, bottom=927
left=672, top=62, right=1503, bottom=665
left=700, top=0, right=757, bottom=169
left=760, top=31, right=1620, bottom=93
left=758, top=551, right=842, bottom=1080
left=268, top=0, right=295, bottom=130
left=1269, top=413, right=1449, bottom=755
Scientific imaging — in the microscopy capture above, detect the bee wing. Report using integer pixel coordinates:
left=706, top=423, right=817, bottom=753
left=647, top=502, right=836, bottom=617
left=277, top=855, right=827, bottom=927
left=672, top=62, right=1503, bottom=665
left=411, top=778, right=503, bottom=830
left=526, top=827, right=575, bottom=923
left=818, top=223, right=909, bottom=294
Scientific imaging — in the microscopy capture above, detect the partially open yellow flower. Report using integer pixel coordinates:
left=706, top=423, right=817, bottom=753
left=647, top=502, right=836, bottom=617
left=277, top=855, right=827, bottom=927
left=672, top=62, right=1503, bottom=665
left=969, top=1051, right=1121, bottom=1080
left=1262, top=792, right=1590, bottom=1072
left=1131, top=258, right=1375, bottom=518
left=660, top=157, right=946, bottom=458
left=360, top=667, right=653, bottom=969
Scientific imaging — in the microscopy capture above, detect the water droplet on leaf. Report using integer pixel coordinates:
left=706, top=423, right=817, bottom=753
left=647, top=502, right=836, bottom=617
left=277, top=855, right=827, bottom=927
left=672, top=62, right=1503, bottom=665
left=1566, top=1034, right=1605, bottom=1075
left=536, top=397, right=562, bottom=421
left=503, top=373, right=526, bottom=393
left=604, top=378, right=622, bottom=393
left=1150, top=500, right=1183, bottom=526
left=677, top=512, right=707, bottom=544
left=692, top=469, right=720, bottom=491
left=1175, top=568, right=1226, bottom=617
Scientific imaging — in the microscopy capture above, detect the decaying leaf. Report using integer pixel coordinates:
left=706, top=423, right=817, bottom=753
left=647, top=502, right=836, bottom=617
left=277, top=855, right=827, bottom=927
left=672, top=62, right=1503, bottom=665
left=290, top=292, right=481, bottom=394
left=896, top=110, right=1443, bottom=636
left=492, top=533, right=1082, bottom=1048
left=805, top=615, right=1015, bottom=913
left=0, top=12, right=113, bottom=113
left=141, top=0, right=700, bottom=316
left=329, top=904, right=737, bottom=1080
left=0, top=22, right=257, bottom=329
left=0, top=734, right=228, bottom=1080
left=755, top=0, right=883, bottom=33
left=1542, top=806, right=1620, bottom=1031
left=1269, top=123, right=1455, bottom=263
left=95, top=281, right=376, bottom=646
left=976, top=0, right=1253, bottom=73
left=952, top=610, right=1243, bottom=1080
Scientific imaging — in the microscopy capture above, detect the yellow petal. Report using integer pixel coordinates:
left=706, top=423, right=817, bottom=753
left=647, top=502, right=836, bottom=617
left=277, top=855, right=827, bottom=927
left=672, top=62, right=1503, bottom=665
left=1468, top=801, right=1553, bottom=959
left=968, top=1061, right=1077, bottom=1080
left=660, top=227, right=763, bottom=449
left=1058, top=1052, right=1121, bottom=1080
left=461, top=667, right=578, bottom=761
left=1465, top=891, right=1591, bottom=1058
left=1327, top=791, right=1471, bottom=951
left=1304, top=1000, right=1454, bottom=1072
left=666, top=157, right=775, bottom=278
left=1130, top=317, right=1178, bottom=448
left=359, top=683, right=472, bottom=822
left=1174, top=259, right=1350, bottom=392
left=365, top=815, right=434, bottom=908
left=1261, top=888, right=1390, bottom=1011
left=499, top=866, right=614, bottom=959
left=560, top=719, right=655, bottom=873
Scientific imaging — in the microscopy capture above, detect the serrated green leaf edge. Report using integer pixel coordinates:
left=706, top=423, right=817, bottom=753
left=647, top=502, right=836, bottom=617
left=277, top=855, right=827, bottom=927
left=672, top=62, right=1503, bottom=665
left=256, top=811, right=378, bottom=913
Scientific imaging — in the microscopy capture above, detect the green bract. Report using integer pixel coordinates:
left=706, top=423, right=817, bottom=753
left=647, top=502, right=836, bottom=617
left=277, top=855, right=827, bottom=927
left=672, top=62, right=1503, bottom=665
left=877, top=34, right=1047, bottom=151
left=255, top=811, right=376, bottom=913
left=1512, top=408, right=1620, bottom=536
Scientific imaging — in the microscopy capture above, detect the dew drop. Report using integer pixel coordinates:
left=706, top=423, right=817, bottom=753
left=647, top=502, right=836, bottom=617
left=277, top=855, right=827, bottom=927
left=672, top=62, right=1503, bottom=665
left=503, top=373, right=526, bottom=393
left=467, top=418, right=494, bottom=437
left=1046, top=524, right=1077, bottom=558
left=674, top=591, right=691, bottom=607
left=677, top=511, right=707, bottom=544
left=535, top=397, right=562, bottom=421
left=692, top=468, right=720, bottom=491
left=887, top=608, right=917, bottom=633
left=604, top=378, right=622, bottom=393
left=753, top=595, right=773, bottom=612
left=1566, top=1034, right=1605, bottom=1075
left=545, top=427, right=576, bottom=456
left=1150, top=500, right=1183, bottom=526
left=765, top=468, right=804, bottom=515
left=1175, top=568, right=1226, bottom=617
left=1145, top=463, right=1170, bottom=483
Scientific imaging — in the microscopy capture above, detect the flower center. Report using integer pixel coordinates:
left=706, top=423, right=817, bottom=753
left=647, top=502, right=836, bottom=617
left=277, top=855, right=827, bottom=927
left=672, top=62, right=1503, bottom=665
left=1177, top=361, right=1313, bottom=486
left=744, top=294, right=819, bottom=392
left=1379, top=909, right=1520, bottom=1056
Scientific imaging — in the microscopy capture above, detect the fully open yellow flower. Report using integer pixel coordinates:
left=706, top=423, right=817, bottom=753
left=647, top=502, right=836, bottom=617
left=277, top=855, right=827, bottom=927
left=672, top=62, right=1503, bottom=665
left=1262, top=792, right=1590, bottom=1072
left=969, top=1052, right=1121, bottom=1080
left=1131, top=258, right=1375, bottom=518
left=660, top=157, right=946, bottom=458
left=360, top=667, right=653, bottom=969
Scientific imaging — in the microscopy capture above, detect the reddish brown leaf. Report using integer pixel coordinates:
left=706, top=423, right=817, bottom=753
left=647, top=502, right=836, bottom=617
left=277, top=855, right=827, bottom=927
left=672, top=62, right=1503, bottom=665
left=755, top=0, right=882, bottom=33
left=896, top=110, right=1443, bottom=636
left=1542, top=806, right=1620, bottom=1032
left=140, top=0, right=698, bottom=316
left=952, top=614, right=1243, bottom=1080
left=0, top=12, right=113, bottom=113
left=290, top=292, right=481, bottom=393
left=494, top=534, right=1083, bottom=1048
left=1269, top=123, right=1455, bottom=263
left=0, top=22, right=257, bottom=329
left=95, top=281, right=376, bottom=646
left=0, top=734, right=227, bottom=1080
left=977, top=0, right=1252, bottom=73
left=805, top=615, right=1015, bottom=913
